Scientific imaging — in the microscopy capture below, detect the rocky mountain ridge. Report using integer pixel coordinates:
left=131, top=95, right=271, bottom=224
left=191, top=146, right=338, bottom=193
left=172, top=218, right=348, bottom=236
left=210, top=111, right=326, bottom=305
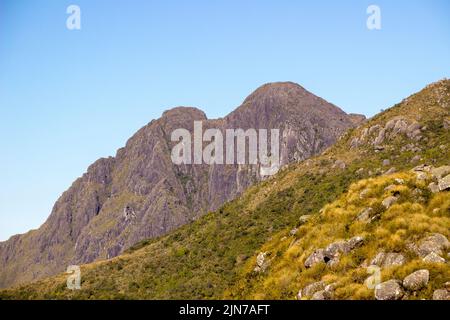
left=1, top=79, right=447, bottom=300
left=0, top=82, right=362, bottom=288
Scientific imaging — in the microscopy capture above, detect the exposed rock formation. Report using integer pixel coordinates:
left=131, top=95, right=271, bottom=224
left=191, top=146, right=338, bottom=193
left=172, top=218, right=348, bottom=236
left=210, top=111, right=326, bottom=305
left=304, top=236, right=364, bottom=268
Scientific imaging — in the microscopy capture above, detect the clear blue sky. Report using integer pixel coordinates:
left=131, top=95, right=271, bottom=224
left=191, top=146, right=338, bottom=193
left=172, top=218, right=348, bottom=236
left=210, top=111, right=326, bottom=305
left=0, top=0, right=449, bottom=241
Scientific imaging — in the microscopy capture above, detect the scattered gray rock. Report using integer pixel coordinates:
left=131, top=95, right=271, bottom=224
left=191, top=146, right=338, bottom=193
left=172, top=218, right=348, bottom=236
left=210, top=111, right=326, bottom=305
left=298, top=281, right=336, bottom=300
left=382, top=159, right=391, bottom=166
left=374, top=129, right=386, bottom=145
left=414, top=233, right=450, bottom=257
left=305, top=236, right=365, bottom=269
left=431, top=166, right=450, bottom=179
left=311, top=289, right=333, bottom=300
left=371, top=252, right=406, bottom=267
left=254, top=252, right=270, bottom=272
left=438, top=174, right=450, bottom=191
left=432, top=289, right=450, bottom=300
left=333, top=160, right=346, bottom=170
left=392, top=119, right=408, bottom=136
left=385, top=119, right=397, bottom=130
left=382, top=196, right=398, bottom=209
left=346, top=236, right=365, bottom=251
left=423, top=252, right=446, bottom=264
left=428, top=182, right=439, bottom=193
left=406, top=122, right=422, bottom=139
left=359, top=188, right=370, bottom=199
left=350, top=137, right=360, bottom=149
left=360, top=128, right=369, bottom=140
left=297, top=281, right=326, bottom=299
left=324, top=241, right=347, bottom=259
left=123, top=205, right=136, bottom=221
left=375, top=280, right=405, bottom=300
left=290, top=228, right=298, bottom=236
left=357, top=207, right=373, bottom=222
left=416, top=172, right=428, bottom=181
left=412, top=164, right=432, bottom=172
left=369, top=125, right=381, bottom=135
left=384, top=167, right=397, bottom=175
left=403, top=269, right=429, bottom=291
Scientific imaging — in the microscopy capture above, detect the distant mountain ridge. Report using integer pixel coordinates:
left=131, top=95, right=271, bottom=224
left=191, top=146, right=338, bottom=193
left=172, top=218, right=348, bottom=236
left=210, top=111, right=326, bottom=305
left=0, top=82, right=362, bottom=288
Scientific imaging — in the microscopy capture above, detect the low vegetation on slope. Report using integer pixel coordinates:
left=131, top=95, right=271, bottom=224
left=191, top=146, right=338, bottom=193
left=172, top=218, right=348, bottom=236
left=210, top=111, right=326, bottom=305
left=0, top=79, right=449, bottom=300
left=227, top=170, right=450, bottom=299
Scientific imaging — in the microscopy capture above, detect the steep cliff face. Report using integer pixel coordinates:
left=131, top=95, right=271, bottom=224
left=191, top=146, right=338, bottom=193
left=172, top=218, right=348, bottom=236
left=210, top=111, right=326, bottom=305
left=0, top=82, right=361, bottom=288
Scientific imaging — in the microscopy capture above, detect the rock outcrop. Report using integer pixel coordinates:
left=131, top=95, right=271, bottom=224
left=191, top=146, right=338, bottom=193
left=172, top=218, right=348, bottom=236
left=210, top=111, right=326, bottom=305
left=304, top=236, right=364, bottom=268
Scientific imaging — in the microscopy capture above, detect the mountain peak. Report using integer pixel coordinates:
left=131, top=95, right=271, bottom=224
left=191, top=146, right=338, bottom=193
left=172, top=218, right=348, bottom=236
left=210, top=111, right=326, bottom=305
left=243, top=81, right=309, bottom=104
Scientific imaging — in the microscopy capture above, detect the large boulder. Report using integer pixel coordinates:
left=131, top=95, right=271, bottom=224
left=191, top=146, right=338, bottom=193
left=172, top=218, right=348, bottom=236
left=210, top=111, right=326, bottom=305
left=406, top=122, right=422, bottom=139
left=402, top=270, right=429, bottom=291
left=423, top=252, right=446, bottom=264
left=375, top=280, right=405, bottom=300
left=345, top=236, right=365, bottom=252
left=392, top=119, right=408, bottom=136
left=413, top=233, right=450, bottom=257
left=324, top=241, right=347, bottom=259
left=370, top=252, right=406, bottom=268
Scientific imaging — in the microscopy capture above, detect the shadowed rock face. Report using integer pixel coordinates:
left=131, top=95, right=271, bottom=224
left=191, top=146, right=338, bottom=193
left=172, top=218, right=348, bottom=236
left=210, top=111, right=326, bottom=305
left=0, top=82, right=362, bottom=288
